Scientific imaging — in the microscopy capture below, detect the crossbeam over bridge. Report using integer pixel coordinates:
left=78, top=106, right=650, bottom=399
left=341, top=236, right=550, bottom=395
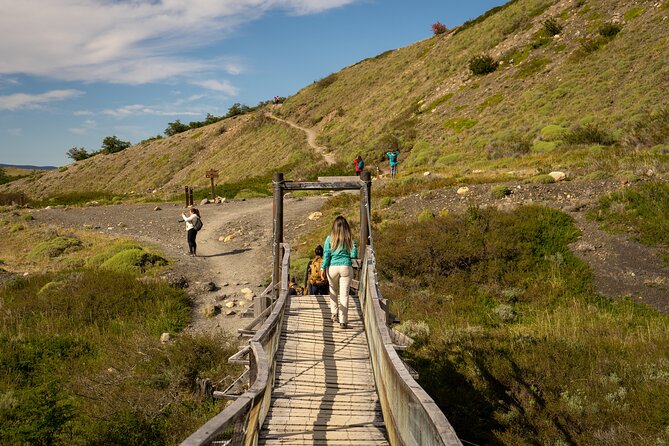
left=181, top=173, right=462, bottom=446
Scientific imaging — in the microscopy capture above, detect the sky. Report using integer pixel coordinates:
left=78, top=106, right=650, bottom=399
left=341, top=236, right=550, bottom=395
left=0, top=0, right=507, bottom=167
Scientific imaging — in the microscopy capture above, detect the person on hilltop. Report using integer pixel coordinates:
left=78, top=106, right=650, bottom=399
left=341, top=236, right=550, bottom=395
left=320, top=216, right=357, bottom=329
left=386, top=149, right=399, bottom=178
left=353, top=155, right=364, bottom=176
left=181, top=207, right=202, bottom=256
left=304, top=245, right=329, bottom=295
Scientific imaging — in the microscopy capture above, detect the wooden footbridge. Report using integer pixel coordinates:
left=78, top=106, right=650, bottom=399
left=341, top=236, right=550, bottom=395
left=181, top=173, right=462, bottom=446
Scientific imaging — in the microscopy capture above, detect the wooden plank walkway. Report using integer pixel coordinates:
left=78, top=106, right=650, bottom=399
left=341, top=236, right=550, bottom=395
left=258, top=294, right=389, bottom=445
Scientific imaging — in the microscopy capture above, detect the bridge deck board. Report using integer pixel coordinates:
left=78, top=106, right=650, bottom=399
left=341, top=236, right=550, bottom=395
left=258, top=294, right=388, bottom=445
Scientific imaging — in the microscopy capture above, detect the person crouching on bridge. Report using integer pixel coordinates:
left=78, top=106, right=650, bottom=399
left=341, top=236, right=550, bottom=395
left=320, top=216, right=357, bottom=329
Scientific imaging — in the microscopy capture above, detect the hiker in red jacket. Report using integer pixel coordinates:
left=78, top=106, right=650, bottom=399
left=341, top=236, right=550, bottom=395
left=353, top=155, right=364, bottom=176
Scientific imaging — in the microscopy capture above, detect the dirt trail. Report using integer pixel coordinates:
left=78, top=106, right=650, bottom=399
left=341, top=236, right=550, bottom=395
left=34, top=195, right=326, bottom=336
left=267, top=113, right=337, bottom=165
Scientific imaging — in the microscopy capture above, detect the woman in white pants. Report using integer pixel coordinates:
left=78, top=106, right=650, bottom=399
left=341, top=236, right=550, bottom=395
left=320, top=216, right=358, bottom=328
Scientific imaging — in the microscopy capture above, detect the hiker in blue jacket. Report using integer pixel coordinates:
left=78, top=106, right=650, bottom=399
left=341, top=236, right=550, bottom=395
left=386, top=149, right=399, bottom=178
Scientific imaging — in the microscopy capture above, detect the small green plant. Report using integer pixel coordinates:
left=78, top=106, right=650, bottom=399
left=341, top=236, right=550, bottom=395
left=315, top=73, right=337, bottom=89
left=564, top=124, right=615, bottom=146
left=469, top=54, right=499, bottom=76
left=418, top=209, right=435, bottom=222
left=491, top=185, right=512, bottom=199
left=599, top=22, right=622, bottom=38
left=530, top=174, right=556, bottom=184
left=542, top=18, right=563, bottom=36
left=396, top=320, right=430, bottom=344
left=100, top=248, right=167, bottom=274
left=30, top=236, right=83, bottom=259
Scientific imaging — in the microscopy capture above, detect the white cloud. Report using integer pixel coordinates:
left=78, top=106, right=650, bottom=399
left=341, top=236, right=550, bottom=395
left=0, top=89, right=84, bottom=111
left=102, top=103, right=201, bottom=118
left=191, top=79, right=239, bottom=95
left=69, top=119, right=97, bottom=135
left=0, top=0, right=358, bottom=84
left=8, top=128, right=23, bottom=136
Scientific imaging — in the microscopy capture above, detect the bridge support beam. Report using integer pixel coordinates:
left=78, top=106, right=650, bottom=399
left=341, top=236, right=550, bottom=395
left=269, top=172, right=285, bottom=311
left=360, top=171, right=372, bottom=255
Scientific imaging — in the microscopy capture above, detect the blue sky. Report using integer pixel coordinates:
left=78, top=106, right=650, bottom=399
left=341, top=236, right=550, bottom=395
left=0, top=0, right=506, bottom=167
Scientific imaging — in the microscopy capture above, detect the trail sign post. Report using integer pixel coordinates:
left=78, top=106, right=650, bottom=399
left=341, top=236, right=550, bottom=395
left=205, top=169, right=219, bottom=200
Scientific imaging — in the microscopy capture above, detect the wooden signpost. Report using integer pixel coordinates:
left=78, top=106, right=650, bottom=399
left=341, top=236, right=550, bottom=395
left=206, top=169, right=219, bottom=199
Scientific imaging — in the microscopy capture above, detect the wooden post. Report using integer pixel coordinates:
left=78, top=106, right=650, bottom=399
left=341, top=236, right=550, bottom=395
left=272, top=172, right=285, bottom=302
left=189, top=187, right=194, bottom=206
left=205, top=169, right=219, bottom=200
left=360, top=171, right=372, bottom=255
left=184, top=186, right=189, bottom=207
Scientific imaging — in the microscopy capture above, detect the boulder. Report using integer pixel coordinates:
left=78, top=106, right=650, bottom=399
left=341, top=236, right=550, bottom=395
left=160, top=332, right=172, bottom=343
left=548, top=171, right=566, bottom=182
left=457, top=187, right=470, bottom=195
left=308, top=212, right=323, bottom=221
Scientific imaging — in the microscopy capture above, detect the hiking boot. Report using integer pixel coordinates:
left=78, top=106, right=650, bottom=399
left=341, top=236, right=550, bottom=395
left=339, top=323, right=347, bottom=329
left=331, top=314, right=338, bottom=322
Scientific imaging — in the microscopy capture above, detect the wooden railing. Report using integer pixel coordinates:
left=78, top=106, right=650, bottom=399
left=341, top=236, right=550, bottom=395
left=180, top=244, right=290, bottom=446
left=359, top=246, right=462, bottom=445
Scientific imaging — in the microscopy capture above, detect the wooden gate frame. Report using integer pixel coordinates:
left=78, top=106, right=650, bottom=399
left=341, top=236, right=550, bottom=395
left=263, top=171, right=372, bottom=315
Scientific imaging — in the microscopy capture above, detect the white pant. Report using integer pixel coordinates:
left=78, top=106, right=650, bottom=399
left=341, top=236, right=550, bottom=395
left=326, top=265, right=352, bottom=324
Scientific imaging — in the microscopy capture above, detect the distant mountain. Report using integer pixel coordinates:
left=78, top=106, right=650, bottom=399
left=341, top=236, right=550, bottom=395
left=0, top=164, right=57, bottom=170
left=1, top=0, right=667, bottom=199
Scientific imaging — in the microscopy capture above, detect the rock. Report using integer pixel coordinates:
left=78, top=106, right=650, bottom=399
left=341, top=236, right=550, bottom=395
left=200, top=198, right=209, bottom=205
left=203, top=303, right=220, bottom=317
left=308, top=212, right=323, bottom=221
left=223, top=234, right=235, bottom=242
left=167, top=275, right=189, bottom=289
left=240, top=287, right=255, bottom=299
left=548, top=171, right=566, bottom=182
left=160, top=332, right=171, bottom=343
left=457, top=187, right=470, bottom=195
left=472, top=169, right=485, bottom=174
left=226, top=310, right=237, bottom=316
left=225, top=301, right=236, bottom=309
left=206, top=281, right=217, bottom=292
left=154, top=206, right=162, bottom=211
left=423, top=172, right=431, bottom=177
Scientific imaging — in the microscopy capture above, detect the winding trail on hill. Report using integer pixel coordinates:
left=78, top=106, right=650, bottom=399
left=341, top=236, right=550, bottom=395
left=267, top=112, right=337, bottom=165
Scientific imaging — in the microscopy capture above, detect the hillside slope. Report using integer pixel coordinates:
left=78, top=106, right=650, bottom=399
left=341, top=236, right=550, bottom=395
left=279, top=0, right=669, bottom=178
left=3, top=0, right=668, bottom=199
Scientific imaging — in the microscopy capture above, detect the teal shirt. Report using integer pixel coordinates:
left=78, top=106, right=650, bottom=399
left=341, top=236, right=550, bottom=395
left=321, top=235, right=357, bottom=269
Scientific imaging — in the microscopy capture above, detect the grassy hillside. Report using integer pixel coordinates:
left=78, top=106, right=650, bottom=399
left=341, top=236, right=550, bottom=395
left=279, top=0, right=669, bottom=179
left=3, top=0, right=668, bottom=199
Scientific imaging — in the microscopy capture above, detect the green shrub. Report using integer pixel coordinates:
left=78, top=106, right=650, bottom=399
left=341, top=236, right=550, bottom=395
left=396, top=320, right=430, bottom=344
left=491, top=185, right=512, bottom=199
left=532, top=140, right=558, bottom=152
left=418, top=209, right=435, bottom=222
left=21, top=214, right=34, bottom=221
left=100, top=249, right=167, bottom=274
left=486, top=132, right=531, bottom=159
left=542, top=17, right=563, bottom=36
left=540, top=125, right=568, bottom=141
left=565, top=124, right=615, bottom=146
left=530, top=174, right=556, bottom=184
left=30, top=236, right=82, bottom=259
left=468, top=55, right=499, bottom=76
left=86, top=241, right=143, bottom=267
left=589, top=181, right=669, bottom=246
left=599, top=22, right=622, bottom=37
left=623, top=107, right=669, bottom=148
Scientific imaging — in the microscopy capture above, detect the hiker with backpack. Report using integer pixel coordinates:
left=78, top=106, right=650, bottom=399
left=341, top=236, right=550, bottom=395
left=320, top=216, right=357, bottom=329
left=353, top=155, right=364, bottom=176
left=181, top=207, right=202, bottom=256
left=386, top=149, right=399, bottom=178
left=304, top=245, right=329, bottom=295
